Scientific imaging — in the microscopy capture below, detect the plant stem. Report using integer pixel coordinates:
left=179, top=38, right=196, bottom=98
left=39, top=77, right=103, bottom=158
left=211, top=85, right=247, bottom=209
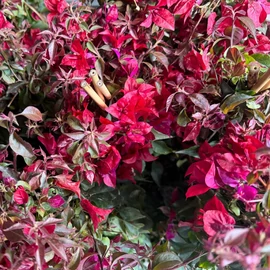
left=13, top=153, right=17, bottom=173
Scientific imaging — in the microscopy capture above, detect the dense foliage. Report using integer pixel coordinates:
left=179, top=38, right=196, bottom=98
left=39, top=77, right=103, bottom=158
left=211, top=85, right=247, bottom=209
left=0, top=0, right=270, bottom=269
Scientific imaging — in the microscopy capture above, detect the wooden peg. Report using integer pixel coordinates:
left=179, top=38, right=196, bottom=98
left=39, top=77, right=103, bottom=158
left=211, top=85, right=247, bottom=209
left=89, top=69, right=99, bottom=85
left=96, top=80, right=112, bottom=100
left=247, top=62, right=260, bottom=88
left=252, top=68, right=270, bottom=93
left=81, top=81, right=107, bottom=110
left=90, top=69, right=111, bottom=100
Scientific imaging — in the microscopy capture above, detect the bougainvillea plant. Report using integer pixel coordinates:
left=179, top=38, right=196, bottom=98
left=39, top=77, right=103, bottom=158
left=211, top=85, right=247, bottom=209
left=1, top=0, right=270, bottom=269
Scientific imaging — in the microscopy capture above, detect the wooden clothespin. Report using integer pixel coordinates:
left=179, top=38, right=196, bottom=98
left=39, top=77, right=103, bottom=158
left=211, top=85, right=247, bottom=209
left=80, top=69, right=112, bottom=110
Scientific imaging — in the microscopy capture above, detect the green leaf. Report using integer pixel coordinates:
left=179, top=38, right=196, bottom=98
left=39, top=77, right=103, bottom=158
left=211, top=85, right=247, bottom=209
left=220, top=92, right=252, bottom=114
left=152, top=141, right=172, bottom=155
left=253, top=109, right=265, bottom=123
left=95, top=58, right=105, bottom=78
left=251, top=53, right=270, bottom=67
left=246, top=100, right=260, bottom=109
left=87, top=41, right=99, bottom=55
left=109, top=216, right=143, bottom=240
left=67, top=116, right=84, bottom=131
left=15, top=181, right=31, bottom=190
left=243, top=53, right=255, bottom=65
left=24, top=156, right=36, bottom=166
left=10, top=64, right=24, bottom=71
left=68, top=248, right=81, bottom=270
left=79, top=22, right=89, bottom=32
left=247, top=172, right=258, bottom=185
left=230, top=201, right=240, bottom=216
left=2, top=71, right=15, bottom=84
left=152, top=128, right=172, bottom=140
left=153, top=260, right=182, bottom=270
left=151, top=161, right=163, bottom=186
left=8, top=81, right=27, bottom=94
left=199, top=260, right=217, bottom=269
left=175, top=145, right=199, bottom=158
left=41, top=202, right=51, bottom=211
left=177, top=109, right=191, bottom=127
left=123, top=220, right=144, bottom=237
left=31, top=20, right=48, bottom=30
left=262, top=190, right=270, bottom=211
left=153, top=252, right=181, bottom=269
left=119, top=207, right=145, bottom=222
left=9, top=132, right=35, bottom=158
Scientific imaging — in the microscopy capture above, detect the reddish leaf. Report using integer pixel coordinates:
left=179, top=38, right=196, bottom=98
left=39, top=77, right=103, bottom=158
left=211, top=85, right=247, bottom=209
left=184, top=48, right=210, bottom=75
left=141, top=13, right=153, bottom=28
left=47, top=239, right=68, bottom=262
left=207, top=12, right=217, bottom=35
left=81, top=199, right=113, bottom=230
left=106, top=5, right=118, bottom=23
left=189, top=93, right=210, bottom=112
left=203, top=210, right=235, bottom=236
left=166, top=93, right=177, bottom=112
left=232, top=27, right=244, bottom=45
left=38, top=133, right=57, bottom=155
left=152, top=8, right=175, bottom=31
left=203, top=196, right=227, bottom=213
left=238, top=17, right=257, bottom=43
left=186, top=184, right=210, bottom=198
left=182, top=121, right=201, bottom=143
left=2, top=219, right=25, bottom=242
left=54, top=174, right=80, bottom=198
left=185, top=160, right=212, bottom=183
left=156, top=0, right=167, bottom=6
left=247, top=1, right=266, bottom=27
left=167, top=0, right=179, bottom=7
left=173, top=0, right=195, bottom=22
left=48, top=195, right=65, bottom=208
left=61, top=39, right=89, bottom=72
left=98, top=146, right=121, bottom=175
left=0, top=12, right=14, bottom=29
left=205, top=162, right=218, bottom=189
left=46, top=157, right=73, bottom=172
left=14, top=186, right=29, bottom=205
left=44, top=0, right=68, bottom=14
left=102, top=172, right=117, bottom=188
